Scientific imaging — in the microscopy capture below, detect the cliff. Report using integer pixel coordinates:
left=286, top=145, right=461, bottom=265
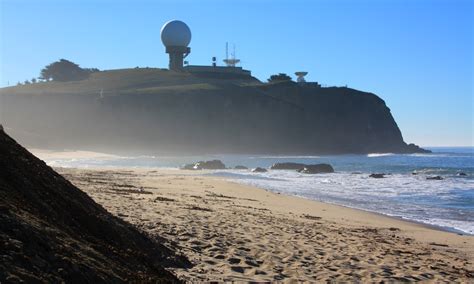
left=0, top=68, right=428, bottom=154
left=0, top=129, right=189, bottom=282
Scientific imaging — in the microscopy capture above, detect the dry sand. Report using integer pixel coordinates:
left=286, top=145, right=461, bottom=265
left=57, top=167, right=474, bottom=282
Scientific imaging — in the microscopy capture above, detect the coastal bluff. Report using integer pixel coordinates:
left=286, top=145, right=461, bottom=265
left=0, top=68, right=428, bottom=154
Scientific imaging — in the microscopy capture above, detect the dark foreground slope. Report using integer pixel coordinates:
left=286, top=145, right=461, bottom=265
left=0, top=68, right=427, bottom=154
left=0, top=129, right=189, bottom=282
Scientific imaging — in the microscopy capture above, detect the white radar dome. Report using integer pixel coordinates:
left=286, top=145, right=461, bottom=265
left=160, top=20, right=192, bottom=47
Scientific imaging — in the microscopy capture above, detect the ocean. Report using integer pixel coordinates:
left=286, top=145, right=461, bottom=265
left=42, top=147, right=474, bottom=235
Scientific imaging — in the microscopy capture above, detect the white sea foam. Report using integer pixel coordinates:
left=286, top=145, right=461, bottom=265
left=407, top=153, right=449, bottom=157
left=211, top=169, right=474, bottom=235
left=249, top=155, right=321, bottom=159
left=367, top=153, right=394, bottom=157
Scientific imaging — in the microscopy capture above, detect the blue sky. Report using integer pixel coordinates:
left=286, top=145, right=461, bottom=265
left=0, top=0, right=472, bottom=146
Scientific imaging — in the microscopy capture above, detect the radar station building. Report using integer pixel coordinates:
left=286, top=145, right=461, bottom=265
left=160, top=20, right=251, bottom=76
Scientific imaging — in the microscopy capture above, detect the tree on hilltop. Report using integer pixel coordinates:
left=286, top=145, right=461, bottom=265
left=39, top=59, right=98, bottom=82
left=268, top=73, right=292, bottom=83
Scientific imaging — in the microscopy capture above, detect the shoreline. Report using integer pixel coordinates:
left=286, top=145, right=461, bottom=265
left=204, top=169, right=473, bottom=236
left=40, top=158, right=471, bottom=236
left=212, top=173, right=473, bottom=250
left=72, top=165, right=473, bottom=238
left=248, top=187, right=471, bottom=236
left=28, top=147, right=434, bottom=158
left=56, top=167, right=473, bottom=281
left=223, top=178, right=469, bottom=236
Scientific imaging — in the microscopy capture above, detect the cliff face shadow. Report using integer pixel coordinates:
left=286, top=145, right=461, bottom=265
left=0, top=130, right=190, bottom=282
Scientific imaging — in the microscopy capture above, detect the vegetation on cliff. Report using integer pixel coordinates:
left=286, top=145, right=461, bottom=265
left=39, top=59, right=99, bottom=82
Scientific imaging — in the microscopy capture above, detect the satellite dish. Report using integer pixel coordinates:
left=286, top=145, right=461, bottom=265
left=295, top=72, right=308, bottom=83
left=295, top=72, right=308, bottom=76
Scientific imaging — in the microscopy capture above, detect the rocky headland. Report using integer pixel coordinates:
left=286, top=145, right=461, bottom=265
left=0, top=68, right=428, bottom=155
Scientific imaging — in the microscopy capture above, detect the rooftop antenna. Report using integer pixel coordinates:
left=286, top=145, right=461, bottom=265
left=223, top=42, right=240, bottom=67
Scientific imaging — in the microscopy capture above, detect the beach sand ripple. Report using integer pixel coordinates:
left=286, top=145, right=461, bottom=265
left=58, top=168, right=474, bottom=282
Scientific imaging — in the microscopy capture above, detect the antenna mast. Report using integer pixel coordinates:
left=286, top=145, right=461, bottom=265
left=223, top=42, right=240, bottom=67
left=226, top=42, right=229, bottom=61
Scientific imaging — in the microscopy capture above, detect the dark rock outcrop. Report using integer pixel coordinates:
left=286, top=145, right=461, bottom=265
left=181, top=160, right=226, bottom=170
left=405, top=143, right=431, bottom=154
left=194, top=160, right=226, bottom=170
left=270, top=162, right=307, bottom=170
left=252, top=167, right=267, bottom=173
left=181, top=163, right=196, bottom=170
left=369, top=173, right=386, bottom=178
left=0, top=130, right=189, bottom=282
left=427, top=176, right=444, bottom=180
left=0, top=68, right=429, bottom=155
left=297, top=164, right=334, bottom=174
left=457, top=172, right=467, bottom=176
left=234, top=165, right=248, bottom=169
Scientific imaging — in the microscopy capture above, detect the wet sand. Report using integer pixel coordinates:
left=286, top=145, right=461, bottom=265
left=58, top=167, right=473, bottom=281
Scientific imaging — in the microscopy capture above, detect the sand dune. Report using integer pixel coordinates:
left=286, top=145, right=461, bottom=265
left=58, top=168, right=474, bottom=282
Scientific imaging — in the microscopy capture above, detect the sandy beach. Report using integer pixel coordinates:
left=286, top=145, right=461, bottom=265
left=57, top=167, right=473, bottom=282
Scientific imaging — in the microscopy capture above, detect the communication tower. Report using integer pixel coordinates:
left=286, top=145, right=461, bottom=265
left=223, top=42, right=240, bottom=67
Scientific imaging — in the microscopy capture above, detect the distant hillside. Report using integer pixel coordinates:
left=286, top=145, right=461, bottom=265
left=0, top=68, right=427, bottom=154
left=0, top=129, right=189, bottom=282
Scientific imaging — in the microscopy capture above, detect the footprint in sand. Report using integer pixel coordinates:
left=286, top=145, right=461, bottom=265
left=228, top=257, right=242, bottom=264
left=245, top=259, right=260, bottom=267
left=230, top=266, right=246, bottom=273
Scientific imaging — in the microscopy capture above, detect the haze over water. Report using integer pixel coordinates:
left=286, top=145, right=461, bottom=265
left=40, top=147, right=474, bottom=235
